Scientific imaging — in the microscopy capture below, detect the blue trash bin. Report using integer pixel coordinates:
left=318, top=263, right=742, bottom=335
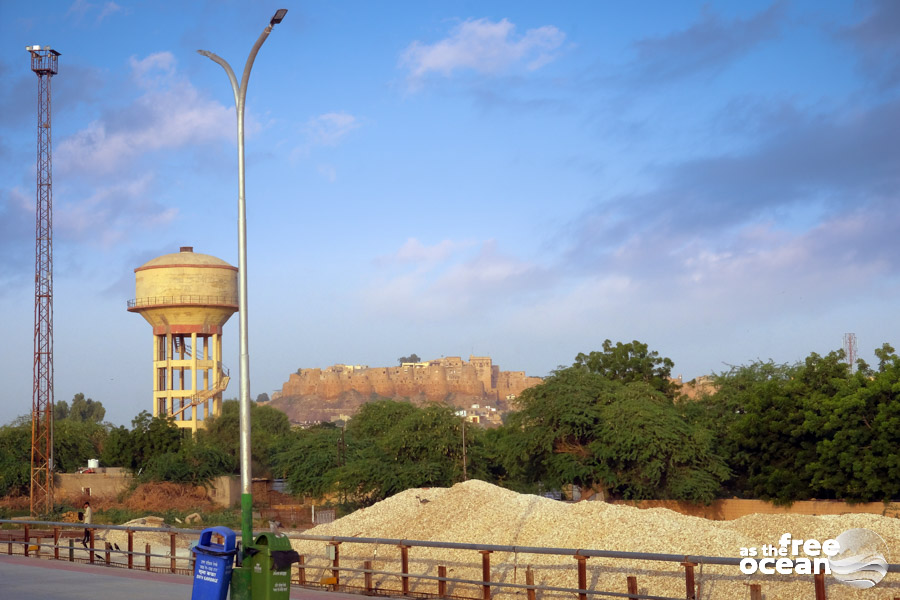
left=191, top=526, right=237, bottom=600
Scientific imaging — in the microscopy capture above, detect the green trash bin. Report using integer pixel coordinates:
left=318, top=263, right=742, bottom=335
left=246, top=532, right=299, bottom=599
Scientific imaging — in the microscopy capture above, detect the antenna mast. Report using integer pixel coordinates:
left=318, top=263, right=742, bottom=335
left=843, top=333, right=858, bottom=375
left=28, top=44, right=60, bottom=516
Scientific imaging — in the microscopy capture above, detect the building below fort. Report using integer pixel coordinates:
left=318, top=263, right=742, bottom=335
left=269, top=356, right=543, bottom=426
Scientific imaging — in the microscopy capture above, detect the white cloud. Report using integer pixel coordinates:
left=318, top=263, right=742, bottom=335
left=67, top=0, right=92, bottom=19
left=56, top=174, right=177, bottom=246
left=292, top=112, right=360, bottom=162
left=387, top=237, right=475, bottom=265
left=128, top=51, right=177, bottom=87
left=401, top=18, right=565, bottom=84
left=306, top=112, right=359, bottom=146
left=56, top=53, right=232, bottom=176
left=316, top=163, right=337, bottom=182
left=365, top=239, right=553, bottom=319
left=66, top=0, right=123, bottom=24
left=97, top=1, right=122, bottom=22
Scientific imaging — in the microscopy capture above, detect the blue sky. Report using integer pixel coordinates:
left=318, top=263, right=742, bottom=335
left=1, top=1, right=898, bottom=427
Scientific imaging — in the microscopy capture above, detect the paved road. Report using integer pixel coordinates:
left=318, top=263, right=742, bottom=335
left=0, top=554, right=370, bottom=600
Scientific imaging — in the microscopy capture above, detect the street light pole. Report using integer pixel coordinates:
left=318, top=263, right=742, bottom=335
left=198, top=8, right=288, bottom=572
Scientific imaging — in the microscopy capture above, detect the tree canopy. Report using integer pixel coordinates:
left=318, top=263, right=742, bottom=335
left=272, top=423, right=343, bottom=498
left=199, top=399, right=291, bottom=476
left=101, top=411, right=182, bottom=472
left=0, top=422, right=31, bottom=496
left=498, top=366, right=728, bottom=502
left=55, top=393, right=106, bottom=423
left=574, top=339, right=678, bottom=397
left=2, top=339, right=898, bottom=508
left=688, top=344, right=900, bottom=503
left=334, top=400, right=478, bottom=506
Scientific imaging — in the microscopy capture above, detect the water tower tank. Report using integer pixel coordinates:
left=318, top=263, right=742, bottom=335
left=127, top=247, right=238, bottom=432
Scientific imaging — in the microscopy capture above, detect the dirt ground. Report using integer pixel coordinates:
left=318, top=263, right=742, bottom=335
left=1, top=482, right=217, bottom=515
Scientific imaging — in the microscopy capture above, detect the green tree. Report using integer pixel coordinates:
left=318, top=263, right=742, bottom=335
left=804, top=344, right=900, bottom=501
left=272, top=423, right=343, bottom=498
left=0, top=422, right=31, bottom=496
left=53, top=400, right=69, bottom=422
left=398, top=354, right=421, bottom=364
left=498, top=365, right=728, bottom=501
left=54, top=419, right=107, bottom=472
left=67, top=393, right=106, bottom=423
left=256, top=392, right=270, bottom=403
left=685, top=360, right=793, bottom=496
left=199, top=400, right=291, bottom=476
left=334, top=400, right=477, bottom=506
left=101, top=425, right=133, bottom=467
left=101, top=411, right=182, bottom=472
left=574, top=339, right=678, bottom=397
left=701, top=351, right=855, bottom=504
left=140, top=439, right=236, bottom=485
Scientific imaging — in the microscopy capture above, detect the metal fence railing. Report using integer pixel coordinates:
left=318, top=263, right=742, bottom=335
left=126, top=295, right=238, bottom=309
left=2, top=520, right=897, bottom=600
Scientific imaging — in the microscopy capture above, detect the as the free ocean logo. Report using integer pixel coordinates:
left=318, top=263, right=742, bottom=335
left=739, top=528, right=889, bottom=589
left=827, top=528, right=889, bottom=589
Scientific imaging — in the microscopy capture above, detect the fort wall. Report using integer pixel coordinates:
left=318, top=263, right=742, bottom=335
left=273, top=355, right=543, bottom=424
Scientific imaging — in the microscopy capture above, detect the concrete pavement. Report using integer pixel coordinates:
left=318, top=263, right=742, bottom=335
left=0, top=554, right=375, bottom=600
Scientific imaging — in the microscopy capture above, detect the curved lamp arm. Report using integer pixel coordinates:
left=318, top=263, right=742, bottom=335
left=195, top=9, right=287, bottom=561
left=196, top=50, right=239, bottom=108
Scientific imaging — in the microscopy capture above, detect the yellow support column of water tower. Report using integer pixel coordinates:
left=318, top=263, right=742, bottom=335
left=127, top=247, right=238, bottom=433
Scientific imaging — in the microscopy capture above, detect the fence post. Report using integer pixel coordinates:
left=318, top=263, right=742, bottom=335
left=526, top=567, right=536, bottom=600
left=627, top=576, right=638, bottom=599
left=749, top=584, right=762, bottom=600
left=105, top=542, right=111, bottom=566
left=170, top=531, right=177, bottom=574
left=681, top=562, right=697, bottom=600
left=297, top=555, right=306, bottom=585
left=400, top=544, right=410, bottom=595
left=575, top=555, right=588, bottom=600
left=68, top=538, right=74, bottom=562
left=53, top=527, right=60, bottom=560
left=814, top=572, right=826, bottom=600
left=89, top=529, right=95, bottom=564
left=35, top=536, right=42, bottom=558
left=364, top=560, right=373, bottom=595
left=297, top=554, right=306, bottom=585
left=24, top=524, right=29, bottom=557
left=127, top=530, right=133, bottom=569
left=331, top=542, right=341, bottom=587
left=480, top=550, right=493, bottom=600
left=145, top=543, right=151, bottom=571
left=438, top=565, right=447, bottom=598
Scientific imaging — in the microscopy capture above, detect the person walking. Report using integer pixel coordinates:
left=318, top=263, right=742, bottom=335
left=81, top=501, right=92, bottom=547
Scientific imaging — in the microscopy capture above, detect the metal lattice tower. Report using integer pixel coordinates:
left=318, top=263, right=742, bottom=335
left=843, top=333, right=858, bottom=374
left=28, top=45, right=60, bottom=516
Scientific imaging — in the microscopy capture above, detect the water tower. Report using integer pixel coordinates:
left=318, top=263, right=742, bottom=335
left=127, top=247, right=238, bottom=432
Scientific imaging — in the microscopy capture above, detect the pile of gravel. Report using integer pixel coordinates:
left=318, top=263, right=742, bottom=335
left=291, top=480, right=899, bottom=600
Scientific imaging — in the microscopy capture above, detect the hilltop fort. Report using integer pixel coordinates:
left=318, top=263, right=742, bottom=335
left=269, top=356, right=543, bottom=426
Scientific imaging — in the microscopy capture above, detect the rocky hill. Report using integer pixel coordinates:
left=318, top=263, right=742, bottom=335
left=269, top=355, right=543, bottom=425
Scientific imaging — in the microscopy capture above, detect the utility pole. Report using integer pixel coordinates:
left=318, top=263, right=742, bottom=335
left=198, top=11, right=287, bottom=599
left=462, top=418, right=468, bottom=481
left=27, top=44, right=60, bottom=517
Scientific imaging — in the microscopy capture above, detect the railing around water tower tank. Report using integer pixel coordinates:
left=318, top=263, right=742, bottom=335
left=126, top=295, right=239, bottom=309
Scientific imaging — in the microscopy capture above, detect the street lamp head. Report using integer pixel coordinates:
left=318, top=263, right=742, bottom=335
left=270, top=9, right=288, bottom=25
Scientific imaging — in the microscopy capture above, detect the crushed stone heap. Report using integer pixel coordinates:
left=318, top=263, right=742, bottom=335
left=291, top=480, right=900, bottom=600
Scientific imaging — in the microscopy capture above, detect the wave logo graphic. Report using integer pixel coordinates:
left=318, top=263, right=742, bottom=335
left=828, top=528, right=889, bottom=589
